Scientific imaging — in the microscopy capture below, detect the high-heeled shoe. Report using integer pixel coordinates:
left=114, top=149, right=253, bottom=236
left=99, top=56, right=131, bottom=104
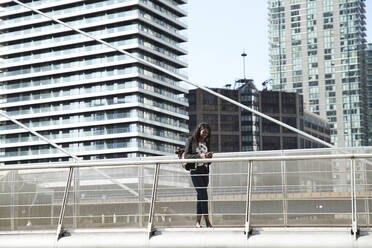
left=206, top=223, right=213, bottom=228
left=195, top=222, right=202, bottom=228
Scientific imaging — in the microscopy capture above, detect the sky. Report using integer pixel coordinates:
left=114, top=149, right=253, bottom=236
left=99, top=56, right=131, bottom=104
left=187, top=0, right=372, bottom=90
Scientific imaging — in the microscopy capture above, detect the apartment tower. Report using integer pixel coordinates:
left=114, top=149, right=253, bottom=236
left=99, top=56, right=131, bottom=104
left=268, top=0, right=367, bottom=146
left=366, top=43, right=372, bottom=143
left=0, top=0, right=188, bottom=164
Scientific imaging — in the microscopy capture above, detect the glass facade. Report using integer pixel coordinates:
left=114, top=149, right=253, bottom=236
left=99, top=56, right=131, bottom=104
left=366, top=44, right=372, bottom=144
left=0, top=0, right=188, bottom=164
left=188, top=88, right=242, bottom=153
left=259, top=91, right=330, bottom=150
left=238, top=79, right=260, bottom=151
left=188, top=81, right=260, bottom=153
left=268, top=0, right=367, bottom=147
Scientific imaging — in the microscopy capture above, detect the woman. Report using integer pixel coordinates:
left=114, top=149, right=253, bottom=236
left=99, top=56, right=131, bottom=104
left=184, top=123, right=213, bottom=228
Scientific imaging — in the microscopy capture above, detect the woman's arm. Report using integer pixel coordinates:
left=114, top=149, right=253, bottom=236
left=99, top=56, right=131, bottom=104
left=184, top=137, right=201, bottom=159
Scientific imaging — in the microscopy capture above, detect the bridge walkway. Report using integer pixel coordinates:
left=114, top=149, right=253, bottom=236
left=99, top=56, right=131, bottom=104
left=1, top=148, right=372, bottom=247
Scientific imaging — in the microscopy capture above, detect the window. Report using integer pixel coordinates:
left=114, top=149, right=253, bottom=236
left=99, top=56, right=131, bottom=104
left=262, top=136, right=280, bottom=150
left=283, top=137, right=298, bottom=149
left=262, top=118, right=280, bottom=133
left=221, top=115, right=239, bottom=131
left=282, top=117, right=297, bottom=133
left=202, top=94, right=217, bottom=110
left=222, top=135, right=240, bottom=152
left=202, top=114, right=218, bottom=130
left=282, top=94, right=297, bottom=114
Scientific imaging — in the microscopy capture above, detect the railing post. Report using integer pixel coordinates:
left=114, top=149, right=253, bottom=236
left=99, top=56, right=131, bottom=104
left=10, top=171, right=15, bottom=231
left=56, top=167, right=74, bottom=241
left=138, top=164, right=144, bottom=227
left=51, top=193, right=55, bottom=226
left=363, top=160, right=371, bottom=226
left=73, top=168, right=80, bottom=229
left=351, top=159, right=358, bottom=239
left=281, top=156, right=288, bottom=227
left=245, top=160, right=253, bottom=238
left=148, top=163, right=160, bottom=239
left=209, top=163, right=214, bottom=226
left=362, top=159, right=370, bottom=227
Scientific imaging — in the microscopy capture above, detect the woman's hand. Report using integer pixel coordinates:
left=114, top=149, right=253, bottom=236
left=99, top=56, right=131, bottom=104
left=206, top=152, right=213, bottom=158
left=200, top=152, right=213, bottom=159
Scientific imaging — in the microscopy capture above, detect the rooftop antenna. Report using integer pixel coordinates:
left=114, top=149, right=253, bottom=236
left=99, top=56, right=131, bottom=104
left=241, top=51, right=247, bottom=79
left=262, top=79, right=272, bottom=91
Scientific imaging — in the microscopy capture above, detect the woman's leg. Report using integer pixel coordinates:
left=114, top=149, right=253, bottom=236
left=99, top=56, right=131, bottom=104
left=199, top=175, right=212, bottom=227
left=199, top=175, right=209, bottom=215
left=196, top=215, right=202, bottom=228
left=204, top=215, right=212, bottom=227
left=191, top=174, right=203, bottom=225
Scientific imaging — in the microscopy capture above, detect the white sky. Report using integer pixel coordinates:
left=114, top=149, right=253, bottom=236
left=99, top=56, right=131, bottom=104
left=187, top=0, right=372, bottom=90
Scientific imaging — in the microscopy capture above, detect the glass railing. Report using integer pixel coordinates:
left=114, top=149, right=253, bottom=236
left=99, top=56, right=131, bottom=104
left=1, top=147, right=372, bottom=233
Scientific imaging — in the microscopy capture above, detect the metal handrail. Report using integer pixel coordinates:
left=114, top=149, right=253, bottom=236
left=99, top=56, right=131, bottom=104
left=1, top=153, right=372, bottom=171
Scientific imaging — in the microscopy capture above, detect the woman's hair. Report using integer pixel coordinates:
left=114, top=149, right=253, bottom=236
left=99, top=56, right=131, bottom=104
left=191, top=122, right=211, bottom=147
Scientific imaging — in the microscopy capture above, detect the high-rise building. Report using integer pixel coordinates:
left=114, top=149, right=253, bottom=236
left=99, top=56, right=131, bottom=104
left=188, top=86, right=243, bottom=152
left=268, top=0, right=367, bottom=147
left=259, top=91, right=331, bottom=150
left=366, top=43, right=372, bottom=144
left=188, top=82, right=330, bottom=152
left=0, top=0, right=188, bottom=165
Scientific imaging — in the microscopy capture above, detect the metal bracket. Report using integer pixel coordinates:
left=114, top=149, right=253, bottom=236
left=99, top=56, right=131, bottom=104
left=244, top=222, right=253, bottom=236
left=56, top=225, right=71, bottom=240
left=351, top=222, right=360, bottom=240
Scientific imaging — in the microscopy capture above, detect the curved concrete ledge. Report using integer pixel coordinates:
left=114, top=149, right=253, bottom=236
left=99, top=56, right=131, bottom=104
left=0, top=227, right=371, bottom=248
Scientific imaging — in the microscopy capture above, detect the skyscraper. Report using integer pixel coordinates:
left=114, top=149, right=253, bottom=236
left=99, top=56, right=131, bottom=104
left=366, top=43, right=372, bottom=144
left=268, top=0, right=367, bottom=147
left=0, top=0, right=188, bottom=164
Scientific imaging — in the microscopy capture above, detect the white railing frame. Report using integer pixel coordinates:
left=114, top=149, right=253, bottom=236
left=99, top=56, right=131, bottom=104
left=1, top=153, right=372, bottom=171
